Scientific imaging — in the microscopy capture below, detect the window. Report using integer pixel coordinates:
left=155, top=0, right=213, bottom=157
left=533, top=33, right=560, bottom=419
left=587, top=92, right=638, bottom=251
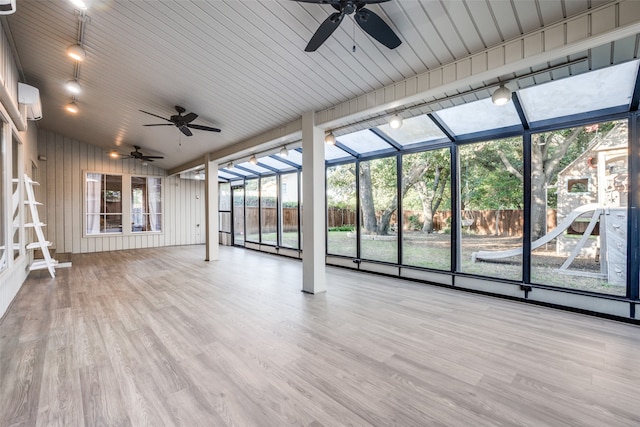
left=280, top=173, right=299, bottom=249
left=260, top=176, right=277, bottom=245
left=85, top=172, right=162, bottom=235
left=86, top=173, right=123, bottom=234
left=131, top=176, right=162, bottom=232
left=530, top=120, right=627, bottom=296
left=327, top=163, right=357, bottom=258
left=12, top=136, right=22, bottom=260
left=0, top=124, right=4, bottom=271
left=401, top=148, right=451, bottom=270
left=459, top=137, right=523, bottom=281
left=245, top=178, right=259, bottom=242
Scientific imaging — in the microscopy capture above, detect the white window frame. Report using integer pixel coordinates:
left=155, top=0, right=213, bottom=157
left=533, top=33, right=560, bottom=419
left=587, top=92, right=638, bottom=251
left=83, top=170, right=164, bottom=237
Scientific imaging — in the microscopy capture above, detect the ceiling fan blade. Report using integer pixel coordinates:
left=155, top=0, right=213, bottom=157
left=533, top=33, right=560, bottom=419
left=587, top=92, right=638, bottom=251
left=179, top=126, right=193, bottom=137
left=143, top=123, right=174, bottom=126
left=142, top=156, right=164, bottom=159
left=139, top=110, right=172, bottom=122
left=182, top=112, right=198, bottom=123
left=187, top=123, right=222, bottom=133
left=305, top=11, right=344, bottom=52
left=354, top=7, right=402, bottom=49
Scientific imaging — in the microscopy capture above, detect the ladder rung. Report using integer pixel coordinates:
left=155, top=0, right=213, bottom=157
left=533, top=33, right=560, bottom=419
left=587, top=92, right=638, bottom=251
left=24, top=222, right=46, bottom=227
left=30, top=259, right=58, bottom=270
left=26, top=241, right=52, bottom=250
left=24, top=201, right=43, bottom=205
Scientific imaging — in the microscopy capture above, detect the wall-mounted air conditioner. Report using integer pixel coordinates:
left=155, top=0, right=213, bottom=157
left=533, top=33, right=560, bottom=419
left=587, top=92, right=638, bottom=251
left=0, top=0, right=16, bottom=15
left=18, top=82, right=42, bottom=120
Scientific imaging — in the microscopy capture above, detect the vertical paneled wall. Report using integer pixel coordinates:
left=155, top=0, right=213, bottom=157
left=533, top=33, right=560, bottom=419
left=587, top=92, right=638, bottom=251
left=37, top=130, right=206, bottom=254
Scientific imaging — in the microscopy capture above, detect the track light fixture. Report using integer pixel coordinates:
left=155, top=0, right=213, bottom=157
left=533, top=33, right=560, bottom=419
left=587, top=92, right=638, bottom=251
left=64, top=101, right=79, bottom=114
left=249, top=155, right=258, bottom=165
left=389, top=114, right=403, bottom=129
left=325, top=132, right=336, bottom=145
left=68, top=0, right=87, bottom=10
left=66, top=44, right=86, bottom=61
left=227, top=161, right=234, bottom=169
left=65, top=79, right=82, bottom=95
left=491, top=84, right=512, bottom=106
left=279, top=146, right=288, bottom=157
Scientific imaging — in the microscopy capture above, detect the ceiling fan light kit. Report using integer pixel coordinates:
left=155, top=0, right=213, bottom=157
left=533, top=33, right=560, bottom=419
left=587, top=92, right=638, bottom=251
left=140, top=105, right=221, bottom=136
left=295, top=0, right=401, bottom=52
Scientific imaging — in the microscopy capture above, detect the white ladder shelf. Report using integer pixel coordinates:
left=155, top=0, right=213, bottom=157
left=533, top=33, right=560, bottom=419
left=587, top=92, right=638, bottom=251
left=23, top=174, right=70, bottom=277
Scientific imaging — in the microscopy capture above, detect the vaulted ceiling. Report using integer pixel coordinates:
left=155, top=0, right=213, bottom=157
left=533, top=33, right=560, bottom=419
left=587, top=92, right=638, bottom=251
left=2, top=0, right=625, bottom=170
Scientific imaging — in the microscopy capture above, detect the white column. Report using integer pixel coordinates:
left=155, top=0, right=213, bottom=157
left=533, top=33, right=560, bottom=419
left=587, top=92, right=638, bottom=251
left=204, top=154, right=219, bottom=261
left=301, top=111, right=327, bottom=294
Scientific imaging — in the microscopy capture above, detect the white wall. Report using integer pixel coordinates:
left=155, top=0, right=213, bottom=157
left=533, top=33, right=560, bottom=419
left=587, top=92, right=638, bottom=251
left=37, top=130, right=206, bottom=254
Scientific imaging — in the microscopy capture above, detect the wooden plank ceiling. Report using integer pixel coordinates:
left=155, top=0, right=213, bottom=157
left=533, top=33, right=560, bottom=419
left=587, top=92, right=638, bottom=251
left=4, top=0, right=614, bottom=170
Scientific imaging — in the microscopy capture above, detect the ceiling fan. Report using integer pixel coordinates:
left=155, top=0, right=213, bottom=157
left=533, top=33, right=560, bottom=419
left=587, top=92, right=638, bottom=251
left=294, top=0, right=402, bottom=52
left=120, top=145, right=164, bottom=162
left=140, top=105, right=221, bottom=137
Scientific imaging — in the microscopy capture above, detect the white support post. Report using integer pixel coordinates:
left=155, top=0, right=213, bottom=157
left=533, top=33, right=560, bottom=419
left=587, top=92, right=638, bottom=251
left=204, top=154, right=219, bottom=262
left=301, top=111, right=327, bottom=294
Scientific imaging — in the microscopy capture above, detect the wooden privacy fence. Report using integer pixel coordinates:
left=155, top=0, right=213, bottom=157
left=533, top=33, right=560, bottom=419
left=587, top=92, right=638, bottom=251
left=236, top=207, right=557, bottom=236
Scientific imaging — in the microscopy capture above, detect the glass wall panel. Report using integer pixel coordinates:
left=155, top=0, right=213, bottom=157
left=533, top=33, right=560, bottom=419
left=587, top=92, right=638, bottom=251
left=530, top=120, right=627, bottom=296
left=260, top=176, right=277, bottom=245
left=360, top=157, right=398, bottom=263
left=219, top=182, right=231, bottom=212
left=326, top=163, right=357, bottom=257
left=245, top=178, right=259, bottom=242
left=280, top=173, right=298, bottom=249
left=232, top=186, right=245, bottom=245
left=402, top=148, right=451, bottom=270
left=459, top=137, right=523, bottom=280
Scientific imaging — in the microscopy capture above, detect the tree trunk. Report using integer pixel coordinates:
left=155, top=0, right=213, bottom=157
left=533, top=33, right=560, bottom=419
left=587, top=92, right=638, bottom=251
left=359, top=162, right=378, bottom=234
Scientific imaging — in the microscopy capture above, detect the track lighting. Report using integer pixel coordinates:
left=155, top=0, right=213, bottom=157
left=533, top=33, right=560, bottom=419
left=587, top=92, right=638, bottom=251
left=249, top=155, right=258, bottom=165
left=109, top=150, right=119, bottom=158
left=491, top=84, right=512, bottom=106
left=64, top=101, right=79, bottom=114
left=227, top=161, right=234, bottom=169
left=279, top=146, right=288, bottom=157
left=66, top=44, right=86, bottom=61
left=389, top=114, right=403, bottom=129
left=325, top=132, right=336, bottom=145
left=65, top=79, right=82, bottom=95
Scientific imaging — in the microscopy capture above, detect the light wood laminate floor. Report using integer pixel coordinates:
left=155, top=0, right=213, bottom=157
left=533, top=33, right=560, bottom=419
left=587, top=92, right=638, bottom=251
left=1, top=245, right=639, bottom=426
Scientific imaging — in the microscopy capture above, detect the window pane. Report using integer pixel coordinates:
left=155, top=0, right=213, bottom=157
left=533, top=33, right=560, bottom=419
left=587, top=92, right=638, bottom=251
left=360, top=157, right=398, bottom=263
left=280, top=173, right=299, bottom=249
left=219, top=212, right=231, bottom=233
left=245, top=179, right=259, bottom=242
left=530, top=120, right=627, bottom=296
left=402, top=148, right=451, bottom=270
left=86, top=173, right=122, bottom=235
left=327, top=164, right=357, bottom=257
left=219, top=182, right=231, bottom=211
left=260, top=176, right=277, bottom=245
left=434, top=98, right=521, bottom=136
left=102, top=214, right=122, bottom=233
left=12, top=137, right=21, bottom=259
left=377, top=115, right=447, bottom=146
left=519, top=61, right=639, bottom=124
left=0, top=126, right=4, bottom=271
left=233, top=186, right=245, bottom=245
left=459, top=137, right=523, bottom=281
left=337, top=129, right=395, bottom=154
left=131, top=176, right=162, bottom=233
